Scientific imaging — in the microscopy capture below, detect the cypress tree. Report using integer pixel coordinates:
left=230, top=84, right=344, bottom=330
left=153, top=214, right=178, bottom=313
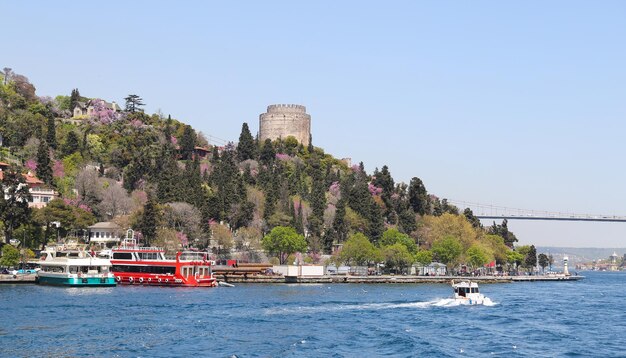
left=259, top=138, right=275, bottom=166
left=408, top=177, right=429, bottom=216
left=139, top=194, right=159, bottom=245
left=367, top=201, right=384, bottom=244
left=180, top=125, right=196, bottom=160
left=307, top=133, right=313, bottom=153
left=164, top=115, right=173, bottom=146
left=46, top=118, right=56, bottom=149
left=295, top=204, right=305, bottom=235
left=237, top=122, right=256, bottom=161
left=61, top=131, right=79, bottom=157
left=36, top=140, right=53, bottom=185
left=70, top=88, right=80, bottom=111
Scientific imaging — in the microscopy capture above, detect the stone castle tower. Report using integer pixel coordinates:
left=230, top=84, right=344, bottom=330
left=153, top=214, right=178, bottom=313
left=259, top=104, right=311, bottom=146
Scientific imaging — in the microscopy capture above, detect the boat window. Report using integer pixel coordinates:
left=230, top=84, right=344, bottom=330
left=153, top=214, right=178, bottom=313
left=113, top=252, right=133, bottom=260
left=69, top=266, right=77, bottom=274
left=44, top=266, right=64, bottom=273
left=111, top=265, right=176, bottom=274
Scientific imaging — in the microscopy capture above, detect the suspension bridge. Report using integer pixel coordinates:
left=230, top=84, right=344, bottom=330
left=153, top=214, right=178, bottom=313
left=447, top=200, right=626, bottom=223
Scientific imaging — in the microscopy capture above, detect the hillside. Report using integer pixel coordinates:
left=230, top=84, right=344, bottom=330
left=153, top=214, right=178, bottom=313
left=0, top=68, right=539, bottom=272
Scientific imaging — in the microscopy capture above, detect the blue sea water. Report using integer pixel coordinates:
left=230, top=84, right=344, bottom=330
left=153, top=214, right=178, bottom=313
left=1, top=271, right=625, bottom=357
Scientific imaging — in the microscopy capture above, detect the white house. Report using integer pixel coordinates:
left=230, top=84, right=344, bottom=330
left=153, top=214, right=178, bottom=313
left=87, top=222, right=122, bottom=246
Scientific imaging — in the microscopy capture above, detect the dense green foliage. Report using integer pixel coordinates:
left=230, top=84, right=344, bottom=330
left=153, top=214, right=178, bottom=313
left=0, top=69, right=535, bottom=273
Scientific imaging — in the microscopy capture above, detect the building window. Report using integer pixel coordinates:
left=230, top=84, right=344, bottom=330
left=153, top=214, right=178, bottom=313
left=43, top=196, right=50, bottom=203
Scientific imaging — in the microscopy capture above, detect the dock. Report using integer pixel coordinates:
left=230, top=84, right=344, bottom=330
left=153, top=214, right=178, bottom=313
left=0, top=274, right=37, bottom=284
left=1, top=273, right=584, bottom=285
left=218, top=274, right=585, bottom=284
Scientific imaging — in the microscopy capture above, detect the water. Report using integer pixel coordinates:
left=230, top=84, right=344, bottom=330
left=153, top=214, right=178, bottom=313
left=1, top=271, right=625, bottom=357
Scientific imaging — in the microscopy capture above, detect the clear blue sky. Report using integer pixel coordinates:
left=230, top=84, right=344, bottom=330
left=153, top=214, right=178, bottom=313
left=4, top=1, right=626, bottom=248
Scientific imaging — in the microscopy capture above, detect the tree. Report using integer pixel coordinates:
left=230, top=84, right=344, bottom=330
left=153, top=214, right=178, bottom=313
left=383, top=243, right=414, bottom=274
left=211, top=223, right=234, bottom=253
left=408, top=177, right=429, bottom=215
left=420, top=213, right=478, bottom=250
left=548, top=254, right=554, bottom=271
left=36, top=140, right=53, bottom=185
left=262, top=226, right=307, bottom=264
left=380, top=228, right=417, bottom=254
left=398, top=209, right=417, bottom=234
left=69, top=88, right=81, bottom=111
left=237, top=122, right=256, bottom=161
left=180, top=125, right=196, bottom=160
left=98, top=181, right=132, bottom=220
left=431, top=235, right=463, bottom=271
left=415, top=250, right=433, bottom=267
left=0, top=168, right=32, bottom=243
left=506, top=250, right=524, bottom=273
left=524, top=245, right=537, bottom=273
left=46, top=117, right=56, bottom=149
left=538, top=253, right=549, bottom=273
left=124, top=94, right=145, bottom=113
left=75, top=168, right=101, bottom=210
left=259, top=139, right=275, bottom=166
left=463, top=208, right=482, bottom=229
left=466, top=244, right=489, bottom=269
left=33, top=199, right=95, bottom=241
left=61, top=131, right=80, bottom=157
left=339, top=232, right=381, bottom=266
left=137, top=195, right=160, bottom=245
left=0, top=245, right=20, bottom=268
left=488, top=219, right=518, bottom=248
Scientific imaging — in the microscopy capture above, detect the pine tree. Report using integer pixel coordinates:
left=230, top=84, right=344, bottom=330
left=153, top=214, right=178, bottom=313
left=46, top=117, right=56, bottom=149
left=36, top=140, right=53, bottom=185
left=124, top=94, right=145, bottom=113
left=237, top=122, right=256, bottom=161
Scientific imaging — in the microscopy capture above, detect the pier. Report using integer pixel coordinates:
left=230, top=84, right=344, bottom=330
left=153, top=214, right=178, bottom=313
left=218, top=274, right=585, bottom=284
left=0, top=274, right=37, bottom=284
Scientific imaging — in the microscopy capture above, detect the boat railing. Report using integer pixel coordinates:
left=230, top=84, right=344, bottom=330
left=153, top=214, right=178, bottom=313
left=116, top=245, right=164, bottom=251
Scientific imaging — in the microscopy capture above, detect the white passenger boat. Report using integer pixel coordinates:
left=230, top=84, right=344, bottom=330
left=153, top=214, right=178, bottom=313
left=451, top=280, right=485, bottom=305
left=37, top=245, right=116, bottom=287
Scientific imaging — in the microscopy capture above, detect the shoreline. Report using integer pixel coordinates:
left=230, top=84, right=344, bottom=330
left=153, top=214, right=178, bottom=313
left=0, top=273, right=584, bottom=285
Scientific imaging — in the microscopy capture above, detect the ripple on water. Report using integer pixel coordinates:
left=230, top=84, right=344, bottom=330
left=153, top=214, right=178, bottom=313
left=1, top=271, right=625, bottom=357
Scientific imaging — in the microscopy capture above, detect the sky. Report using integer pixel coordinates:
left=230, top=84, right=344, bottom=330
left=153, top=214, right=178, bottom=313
left=3, top=1, right=626, bottom=248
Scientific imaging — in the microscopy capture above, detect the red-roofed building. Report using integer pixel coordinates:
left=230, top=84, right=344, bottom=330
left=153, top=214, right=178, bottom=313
left=0, top=170, right=58, bottom=208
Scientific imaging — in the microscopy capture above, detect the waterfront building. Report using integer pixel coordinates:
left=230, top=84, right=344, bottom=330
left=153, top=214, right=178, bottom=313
left=87, top=222, right=122, bottom=247
left=414, top=262, right=447, bottom=276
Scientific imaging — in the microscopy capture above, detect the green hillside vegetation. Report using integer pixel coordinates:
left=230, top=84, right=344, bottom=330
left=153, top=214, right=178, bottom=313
left=0, top=68, right=537, bottom=273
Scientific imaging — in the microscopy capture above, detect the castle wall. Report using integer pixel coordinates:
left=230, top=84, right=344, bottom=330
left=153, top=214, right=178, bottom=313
left=259, top=104, right=311, bottom=146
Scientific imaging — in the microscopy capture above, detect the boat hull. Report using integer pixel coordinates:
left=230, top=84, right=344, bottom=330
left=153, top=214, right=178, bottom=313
left=113, top=273, right=217, bottom=287
left=37, top=274, right=116, bottom=287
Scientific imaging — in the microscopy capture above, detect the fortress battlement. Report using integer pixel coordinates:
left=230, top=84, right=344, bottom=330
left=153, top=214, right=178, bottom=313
left=266, top=104, right=307, bottom=113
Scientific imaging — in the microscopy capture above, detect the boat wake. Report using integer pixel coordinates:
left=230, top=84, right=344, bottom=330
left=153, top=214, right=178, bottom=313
left=265, top=297, right=497, bottom=315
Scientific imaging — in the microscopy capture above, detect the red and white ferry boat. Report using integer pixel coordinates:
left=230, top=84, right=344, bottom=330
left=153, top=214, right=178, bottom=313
left=109, top=238, right=217, bottom=287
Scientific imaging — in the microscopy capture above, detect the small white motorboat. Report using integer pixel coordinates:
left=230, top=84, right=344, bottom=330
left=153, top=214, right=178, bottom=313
left=451, top=280, right=485, bottom=305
